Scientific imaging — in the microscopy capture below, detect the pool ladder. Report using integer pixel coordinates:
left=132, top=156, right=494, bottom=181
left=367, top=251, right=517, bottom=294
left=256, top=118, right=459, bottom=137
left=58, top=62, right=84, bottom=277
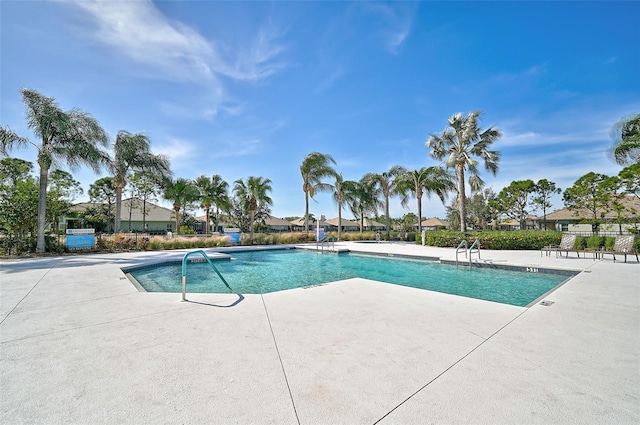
left=455, top=239, right=481, bottom=268
left=182, top=250, right=232, bottom=301
left=317, top=235, right=335, bottom=254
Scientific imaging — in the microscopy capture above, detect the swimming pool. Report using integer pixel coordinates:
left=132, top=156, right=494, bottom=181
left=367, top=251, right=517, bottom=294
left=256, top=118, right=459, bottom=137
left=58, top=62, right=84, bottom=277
left=125, top=249, right=575, bottom=307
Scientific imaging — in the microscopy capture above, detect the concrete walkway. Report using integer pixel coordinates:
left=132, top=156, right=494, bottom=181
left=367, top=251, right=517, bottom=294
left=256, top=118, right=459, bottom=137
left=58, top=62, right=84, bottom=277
left=1, top=243, right=638, bottom=424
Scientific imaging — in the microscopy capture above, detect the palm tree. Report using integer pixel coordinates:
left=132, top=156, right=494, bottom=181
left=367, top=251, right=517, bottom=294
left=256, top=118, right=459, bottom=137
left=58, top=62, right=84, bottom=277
left=344, top=176, right=381, bottom=234
left=610, top=113, right=640, bottom=165
left=111, top=130, right=170, bottom=233
left=233, top=176, right=273, bottom=242
left=426, top=111, right=501, bottom=231
left=195, top=174, right=229, bottom=234
left=0, top=89, right=109, bottom=252
left=396, top=167, right=456, bottom=233
left=331, top=172, right=348, bottom=241
left=300, top=152, right=336, bottom=233
left=364, top=165, right=406, bottom=240
left=163, top=178, right=199, bottom=234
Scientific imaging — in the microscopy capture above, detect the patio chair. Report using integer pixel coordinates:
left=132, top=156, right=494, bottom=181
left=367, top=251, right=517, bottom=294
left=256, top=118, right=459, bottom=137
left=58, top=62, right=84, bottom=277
left=541, top=233, right=579, bottom=258
left=602, top=235, right=638, bottom=263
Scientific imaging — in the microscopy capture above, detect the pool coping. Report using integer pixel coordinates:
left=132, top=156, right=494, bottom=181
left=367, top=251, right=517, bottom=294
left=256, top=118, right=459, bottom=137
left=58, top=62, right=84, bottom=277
left=120, top=246, right=581, bottom=307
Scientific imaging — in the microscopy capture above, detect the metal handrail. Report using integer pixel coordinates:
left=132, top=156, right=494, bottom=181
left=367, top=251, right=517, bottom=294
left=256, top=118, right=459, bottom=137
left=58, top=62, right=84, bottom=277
left=317, top=235, right=335, bottom=253
left=182, top=250, right=232, bottom=301
left=455, top=240, right=468, bottom=267
left=455, top=239, right=480, bottom=268
left=469, top=239, right=481, bottom=264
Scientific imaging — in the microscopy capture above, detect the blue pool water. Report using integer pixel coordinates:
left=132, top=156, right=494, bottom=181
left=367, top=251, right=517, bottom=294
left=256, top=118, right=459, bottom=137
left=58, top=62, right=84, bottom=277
left=127, top=249, right=573, bottom=307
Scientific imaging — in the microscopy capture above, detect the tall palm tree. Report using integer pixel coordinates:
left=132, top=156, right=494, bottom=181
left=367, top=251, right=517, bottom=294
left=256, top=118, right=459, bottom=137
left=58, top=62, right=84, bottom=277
left=195, top=174, right=229, bottom=234
left=396, top=167, right=456, bottom=233
left=162, top=178, right=199, bottom=234
left=426, top=111, right=501, bottom=231
left=0, top=89, right=109, bottom=252
left=111, top=130, right=170, bottom=233
left=344, top=176, right=381, bottom=234
left=210, top=174, right=231, bottom=232
left=233, top=176, right=273, bottom=242
left=330, top=172, right=348, bottom=241
left=364, top=165, right=407, bottom=240
left=300, top=152, right=336, bottom=233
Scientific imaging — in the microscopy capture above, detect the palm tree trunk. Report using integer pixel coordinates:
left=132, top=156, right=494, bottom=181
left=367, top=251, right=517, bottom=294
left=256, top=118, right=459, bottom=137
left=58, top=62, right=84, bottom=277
left=114, top=186, right=123, bottom=233
left=36, top=165, right=49, bottom=253
left=250, top=209, right=255, bottom=242
left=417, top=196, right=423, bottom=234
left=457, top=165, right=467, bottom=231
left=174, top=206, right=180, bottom=235
left=385, top=195, right=391, bottom=240
left=204, top=208, right=209, bottom=235
left=337, top=203, right=342, bottom=241
left=304, top=190, right=309, bottom=234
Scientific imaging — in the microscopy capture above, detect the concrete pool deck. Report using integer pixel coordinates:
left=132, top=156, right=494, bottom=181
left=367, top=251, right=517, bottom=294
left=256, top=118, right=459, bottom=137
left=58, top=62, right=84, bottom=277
left=1, top=242, right=638, bottom=424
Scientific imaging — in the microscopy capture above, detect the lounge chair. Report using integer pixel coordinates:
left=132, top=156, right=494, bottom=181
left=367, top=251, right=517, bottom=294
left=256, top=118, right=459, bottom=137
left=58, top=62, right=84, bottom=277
left=541, top=233, right=579, bottom=258
left=602, top=235, right=638, bottom=263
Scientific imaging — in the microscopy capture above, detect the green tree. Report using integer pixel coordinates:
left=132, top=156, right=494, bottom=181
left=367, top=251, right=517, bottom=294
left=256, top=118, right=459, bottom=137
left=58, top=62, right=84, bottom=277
left=467, top=188, right=497, bottom=230
left=344, top=176, right=381, bottom=234
left=47, top=170, right=83, bottom=234
left=426, top=111, right=501, bottom=231
left=396, top=167, right=455, bottom=233
left=163, top=178, right=199, bottom=235
left=129, top=171, right=162, bottom=231
left=400, top=212, right=418, bottom=232
left=195, top=174, right=229, bottom=234
left=563, top=172, right=611, bottom=234
left=0, top=89, right=109, bottom=252
left=610, top=113, right=640, bottom=165
left=330, top=172, right=348, bottom=241
left=618, top=163, right=640, bottom=200
left=0, top=157, right=33, bottom=186
left=0, top=160, right=39, bottom=248
left=532, top=179, right=561, bottom=230
left=364, top=165, right=406, bottom=240
left=89, top=177, right=117, bottom=232
left=110, top=130, right=170, bottom=233
left=300, top=152, right=336, bottom=233
left=490, top=180, right=536, bottom=230
left=233, top=176, right=273, bottom=242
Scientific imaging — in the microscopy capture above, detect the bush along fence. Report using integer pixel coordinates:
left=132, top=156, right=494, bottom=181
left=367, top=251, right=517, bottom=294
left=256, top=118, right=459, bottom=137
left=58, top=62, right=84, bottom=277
left=418, top=230, right=638, bottom=252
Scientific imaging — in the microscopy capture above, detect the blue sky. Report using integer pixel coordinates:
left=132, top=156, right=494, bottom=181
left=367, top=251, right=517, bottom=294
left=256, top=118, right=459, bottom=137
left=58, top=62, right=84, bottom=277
left=2, top=1, right=639, bottom=221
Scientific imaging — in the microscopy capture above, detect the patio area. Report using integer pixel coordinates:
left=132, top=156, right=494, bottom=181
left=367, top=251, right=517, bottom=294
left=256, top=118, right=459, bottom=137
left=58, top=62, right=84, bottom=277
left=1, top=242, right=638, bottom=424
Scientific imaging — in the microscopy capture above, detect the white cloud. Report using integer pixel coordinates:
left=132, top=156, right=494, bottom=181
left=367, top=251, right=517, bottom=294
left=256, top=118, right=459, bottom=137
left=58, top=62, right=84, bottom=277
left=69, top=0, right=287, bottom=84
left=361, top=2, right=416, bottom=54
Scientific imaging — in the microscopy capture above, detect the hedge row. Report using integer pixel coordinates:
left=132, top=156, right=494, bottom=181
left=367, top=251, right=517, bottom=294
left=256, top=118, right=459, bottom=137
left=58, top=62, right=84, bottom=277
left=418, top=230, right=639, bottom=251
left=420, top=231, right=562, bottom=250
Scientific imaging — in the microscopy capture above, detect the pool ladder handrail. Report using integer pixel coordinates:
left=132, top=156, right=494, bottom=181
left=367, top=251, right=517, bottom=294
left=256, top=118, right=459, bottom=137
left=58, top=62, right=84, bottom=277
left=455, top=239, right=481, bottom=268
left=182, top=250, right=232, bottom=301
left=317, top=235, right=335, bottom=253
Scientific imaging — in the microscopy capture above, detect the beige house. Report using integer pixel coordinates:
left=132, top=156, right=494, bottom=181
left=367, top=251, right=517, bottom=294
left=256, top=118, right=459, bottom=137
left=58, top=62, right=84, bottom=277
left=536, top=195, right=640, bottom=233
left=421, top=217, right=449, bottom=230
left=65, top=198, right=175, bottom=233
left=324, top=217, right=360, bottom=231
left=261, top=216, right=293, bottom=232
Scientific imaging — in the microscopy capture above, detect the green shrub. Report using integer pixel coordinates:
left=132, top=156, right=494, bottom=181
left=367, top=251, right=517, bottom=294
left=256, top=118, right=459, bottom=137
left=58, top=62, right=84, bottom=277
left=420, top=230, right=562, bottom=250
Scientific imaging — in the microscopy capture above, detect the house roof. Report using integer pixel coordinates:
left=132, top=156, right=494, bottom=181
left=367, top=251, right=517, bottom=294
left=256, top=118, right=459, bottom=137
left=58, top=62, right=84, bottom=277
left=290, top=217, right=330, bottom=227
left=263, top=216, right=293, bottom=227
left=325, top=217, right=359, bottom=227
left=361, top=217, right=385, bottom=227
left=71, top=198, right=174, bottom=222
left=421, top=217, right=449, bottom=227
left=541, top=195, right=640, bottom=221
